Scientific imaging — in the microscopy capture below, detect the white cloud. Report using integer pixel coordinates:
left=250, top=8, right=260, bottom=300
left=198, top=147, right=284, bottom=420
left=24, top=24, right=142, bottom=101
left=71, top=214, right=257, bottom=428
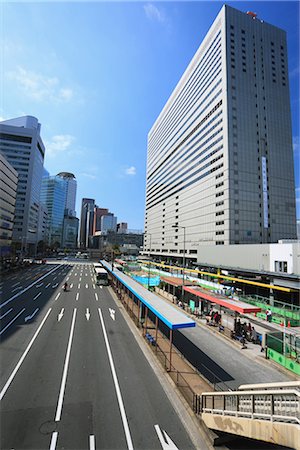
left=144, top=3, right=165, bottom=23
left=45, top=135, right=75, bottom=157
left=125, top=166, right=136, bottom=176
left=80, top=172, right=97, bottom=180
left=8, top=66, right=74, bottom=103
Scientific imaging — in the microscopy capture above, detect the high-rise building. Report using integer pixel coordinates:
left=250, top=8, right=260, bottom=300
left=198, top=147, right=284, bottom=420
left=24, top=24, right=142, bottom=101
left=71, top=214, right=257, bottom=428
left=101, top=213, right=117, bottom=234
left=0, top=116, right=45, bottom=253
left=56, top=172, right=77, bottom=216
left=40, top=173, right=67, bottom=246
left=79, top=198, right=95, bottom=248
left=0, top=153, right=18, bottom=256
left=40, top=171, right=78, bottom=248
left=144, top=5, right=297, bottom=260
left=62, top=215, right=79, bottom=248
left=93, top=207, right=109, bottom=234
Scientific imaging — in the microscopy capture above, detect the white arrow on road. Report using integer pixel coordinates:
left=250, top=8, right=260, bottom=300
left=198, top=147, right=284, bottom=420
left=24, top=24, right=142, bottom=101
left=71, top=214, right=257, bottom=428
left=85, top=308, right=91, bottom=321
left=52, top=283, right=58, bottom=288
left=154, top=425, right=179, bottom=450
left=36, top=283, right=43, bottom=288
left=25, top=308, right=39, bottom=323
left=58, top=308, right=64, bottom=322
left=109, top=308, right=115, bottom=321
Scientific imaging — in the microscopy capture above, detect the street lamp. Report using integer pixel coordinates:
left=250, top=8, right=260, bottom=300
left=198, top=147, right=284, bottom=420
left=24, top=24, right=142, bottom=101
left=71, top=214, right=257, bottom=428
left=144, top=233, right=152, bottom=290
left=172, top=225, right=186, bottom=301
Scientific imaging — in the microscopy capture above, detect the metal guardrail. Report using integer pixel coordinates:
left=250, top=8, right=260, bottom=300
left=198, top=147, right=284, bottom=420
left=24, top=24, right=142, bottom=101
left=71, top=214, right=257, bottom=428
left=202, top=387, right=300, bottom=424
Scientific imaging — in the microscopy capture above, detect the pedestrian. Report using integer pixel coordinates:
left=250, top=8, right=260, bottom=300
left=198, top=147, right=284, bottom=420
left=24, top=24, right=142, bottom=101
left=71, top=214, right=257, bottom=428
left=266, top=309, right=272, bottom=322
left=251, top=327, right=258, bottom=343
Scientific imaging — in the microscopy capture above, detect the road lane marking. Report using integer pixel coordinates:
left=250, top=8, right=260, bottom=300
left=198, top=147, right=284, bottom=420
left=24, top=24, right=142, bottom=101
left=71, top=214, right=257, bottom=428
left=45, top=283, right=51, bottom=288
left=109, top=308, right=115, bottom=321
left=70, top=283, right=73, bottom=289
left=12, top=282, right=21, bottom=287
left=36, top=283, right=43, bottom=288
left=25, top=308, right=39, bottom=322
left=66, top=277, right=70, bottom=281
left=98, top=308, right=133, bottom=450
left=55, top=292, right=61, bottom=301
left=93, top=284, right=96, bottom=289
left=50, top=431, right=58, bottom=450
left=78, top=283, right=81, bottom=289
left=58, top=308, right=64, bottom=322
left=95, top=293, right=98, bottom=301
left=53, top=276, right=57, bottom=280
left=0, top=308, right=52, bottom=400
left=33, top=292, right=42, bottom=300
left=85, top=308, right=90, bottom=321
left=0, top=266, right=59, bottom=310
left=75, top=273, right=77, bottom=276
left=55, top=308, right=77, bottom=422
left=89, top=435, right=96, bottom=450
left=154, top=425, right=179, bottom=450
left=76, top=293, right=79, bottom=301
left=85, top=284, right=88, bottom=288
left=100, top=286, right=103, bottom=289
left=52, top=283, right=58, bottom=288
left=0, top=308, right=26, bottom=335
left=79, top=277, right=81, bottom=282
left=12, top=286, right=23, bottom=292
left=0, top=308, right=13, bottom=320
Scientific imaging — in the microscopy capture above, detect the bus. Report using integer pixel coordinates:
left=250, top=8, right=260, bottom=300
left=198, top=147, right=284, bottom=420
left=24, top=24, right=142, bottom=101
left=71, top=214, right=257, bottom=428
left=95, top=267, right=109, bottom=286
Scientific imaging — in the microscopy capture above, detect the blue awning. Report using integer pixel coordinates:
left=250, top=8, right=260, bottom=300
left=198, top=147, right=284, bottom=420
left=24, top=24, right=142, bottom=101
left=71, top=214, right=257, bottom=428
left=101, top=261, right=196, bottom=330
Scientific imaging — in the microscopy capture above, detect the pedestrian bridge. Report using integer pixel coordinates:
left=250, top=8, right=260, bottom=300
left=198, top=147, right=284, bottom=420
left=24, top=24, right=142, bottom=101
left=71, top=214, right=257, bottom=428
left=201, top=381, right=300, bottom=449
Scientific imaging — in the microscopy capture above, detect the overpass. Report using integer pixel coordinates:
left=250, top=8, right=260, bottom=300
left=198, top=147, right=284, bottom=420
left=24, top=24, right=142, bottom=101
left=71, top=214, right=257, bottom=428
left=201, top=381, right=300, bottom=448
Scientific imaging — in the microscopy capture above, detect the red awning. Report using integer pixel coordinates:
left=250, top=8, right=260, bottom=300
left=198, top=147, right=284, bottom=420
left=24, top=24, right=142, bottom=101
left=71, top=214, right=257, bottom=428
left=183, top=286, right=261, bottom=314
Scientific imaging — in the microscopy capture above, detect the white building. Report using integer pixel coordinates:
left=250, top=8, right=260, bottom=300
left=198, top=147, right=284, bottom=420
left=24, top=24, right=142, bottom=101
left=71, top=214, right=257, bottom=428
left=0, top=116, right=45, bottom=253
left=144, top=5, right=297, bottom=262
left=0, top=153, right=18, bottom=256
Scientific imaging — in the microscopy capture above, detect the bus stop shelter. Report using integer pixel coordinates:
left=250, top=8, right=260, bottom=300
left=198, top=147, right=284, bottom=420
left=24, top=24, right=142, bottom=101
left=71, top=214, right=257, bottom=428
left=101, top=261, right=195, bottom=369
left=183, top=285, right=261, bottom=315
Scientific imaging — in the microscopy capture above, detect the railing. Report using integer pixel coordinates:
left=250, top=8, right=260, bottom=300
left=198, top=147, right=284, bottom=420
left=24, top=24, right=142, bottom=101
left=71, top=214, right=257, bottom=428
left=202, top=387, right=300, bottom=424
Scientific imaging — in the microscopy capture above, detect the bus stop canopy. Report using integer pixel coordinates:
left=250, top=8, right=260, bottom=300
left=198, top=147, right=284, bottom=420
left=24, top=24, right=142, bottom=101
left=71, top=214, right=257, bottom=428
left=101, top=261, right=196, bottom=330
left=183, top=286, right=261, bottom=314
left=160, top=276, right=195, bottom=287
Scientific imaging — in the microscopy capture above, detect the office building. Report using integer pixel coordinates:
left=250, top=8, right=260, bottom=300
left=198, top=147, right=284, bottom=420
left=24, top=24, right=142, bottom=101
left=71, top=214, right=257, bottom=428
left=101, top=213, right=117, bottom=233
left=40, top=173, right=67, bottom=246
left=0, top=116, right=45, bottom=253
left=117, top=222, right=128, bottom=234
left=144, top=5, right=297, bottom=261
left=57, top=172, right=77, bottom=216
left=93, top=207, right=109, bottom=234
left=79, top=198, right=95, bottom=248
left=62, top=215, right=79, bottom=248
left=0, top=153, right=18, bottom=256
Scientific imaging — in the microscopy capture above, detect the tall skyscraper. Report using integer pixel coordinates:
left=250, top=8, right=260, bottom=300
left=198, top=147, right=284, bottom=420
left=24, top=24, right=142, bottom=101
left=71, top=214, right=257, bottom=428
left=40, top=173, right=67, bottom=246
left=56, top=172, right=77, bottom=216
left=40, top=171, right=78, bottom=248
left=93, top=207, right=109, bottom=234
left=144, top=5, right=297, bottom=259
left=79, top=198, right=95, bottom=248
left=0, top=116, right=45, bottom=253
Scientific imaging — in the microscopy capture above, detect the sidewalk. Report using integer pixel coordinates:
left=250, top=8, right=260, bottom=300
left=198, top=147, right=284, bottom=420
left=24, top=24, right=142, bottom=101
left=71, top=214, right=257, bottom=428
left=156, top=291, right=297, bottom=382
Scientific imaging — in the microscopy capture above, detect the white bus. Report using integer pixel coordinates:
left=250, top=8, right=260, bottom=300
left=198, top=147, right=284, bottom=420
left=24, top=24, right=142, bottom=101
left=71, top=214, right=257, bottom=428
left=94, top=267, right=109, bottom=286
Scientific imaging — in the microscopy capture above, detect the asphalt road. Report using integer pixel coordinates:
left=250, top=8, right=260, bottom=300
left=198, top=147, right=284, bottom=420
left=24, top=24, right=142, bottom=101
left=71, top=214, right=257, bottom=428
left=0, top=262, right=197, bottom=450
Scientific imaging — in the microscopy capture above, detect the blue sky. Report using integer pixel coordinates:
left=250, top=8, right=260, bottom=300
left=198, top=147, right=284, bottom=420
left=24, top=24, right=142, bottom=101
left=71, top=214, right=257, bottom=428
left=1, top=1, right=299, bottom=229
